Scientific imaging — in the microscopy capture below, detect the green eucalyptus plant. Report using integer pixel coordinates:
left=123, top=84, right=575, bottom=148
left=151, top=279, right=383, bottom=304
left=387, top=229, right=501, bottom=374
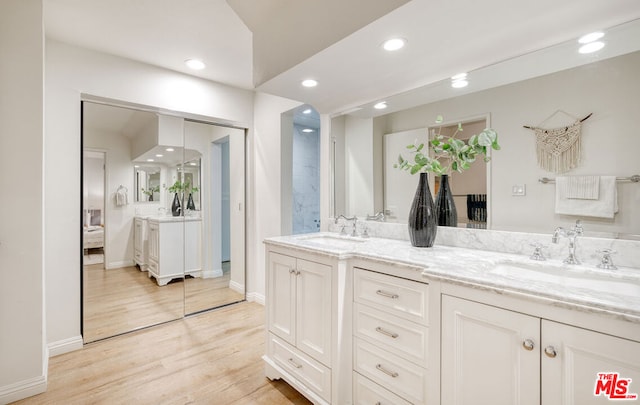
left=141, top=185, right=160, bottom=196
left=167, top=180, right=185, bottom=194
left=394, top=123, right=500, bottom=176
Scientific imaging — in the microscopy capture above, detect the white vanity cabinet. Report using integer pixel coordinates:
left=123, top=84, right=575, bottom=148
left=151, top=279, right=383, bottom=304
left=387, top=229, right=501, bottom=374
left=442, top=294, right=640, bottom=405
left=265, top=250, right=334, bottom=404
left=352, top=267, right=429, bottom=405
left=133, top=217, right=148, bottom=270
left=146, top=217, right=201, bottom=286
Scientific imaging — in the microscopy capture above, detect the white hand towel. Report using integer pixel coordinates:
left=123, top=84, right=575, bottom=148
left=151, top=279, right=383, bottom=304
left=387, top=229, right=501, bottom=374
left=555, top=176, right=617, bottom=218
left=565, top=175, right=599, bottom=199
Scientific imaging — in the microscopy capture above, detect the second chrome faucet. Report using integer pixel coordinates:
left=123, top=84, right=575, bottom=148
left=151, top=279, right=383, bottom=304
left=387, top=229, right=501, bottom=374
left=552, top=219, right=583, bottom=264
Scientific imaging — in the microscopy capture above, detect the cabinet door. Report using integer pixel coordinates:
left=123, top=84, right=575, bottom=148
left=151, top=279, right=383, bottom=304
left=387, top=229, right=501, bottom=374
left=542, top=320, right=640, bottom=404
left=134, top=219, right=143, bottom=252
left=147, top=222, right=159, bottom=262
left=441, top=295, right=540, bottom=405
left=268, top=252, right=297, bottom=345
left=296, top=258, right=332, bottom=366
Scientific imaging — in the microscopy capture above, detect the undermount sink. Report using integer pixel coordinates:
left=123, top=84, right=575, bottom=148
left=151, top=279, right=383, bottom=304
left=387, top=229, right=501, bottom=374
left=490, top=261, right=640, bottom=297
left=300, top=234, right=367, bottom=249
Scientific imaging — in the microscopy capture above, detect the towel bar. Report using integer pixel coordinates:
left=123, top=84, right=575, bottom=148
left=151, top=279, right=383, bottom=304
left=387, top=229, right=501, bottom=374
left=539, top=175, right=640, bottom=184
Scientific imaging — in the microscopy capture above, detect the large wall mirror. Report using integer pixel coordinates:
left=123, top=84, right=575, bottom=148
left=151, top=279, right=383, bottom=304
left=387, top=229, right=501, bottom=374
left=82, top=101, right=246, bottom=342
left=333, top=18, right=640, bottom=239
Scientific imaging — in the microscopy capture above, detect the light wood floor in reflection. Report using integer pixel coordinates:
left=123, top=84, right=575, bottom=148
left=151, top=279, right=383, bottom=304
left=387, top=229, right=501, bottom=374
left=84, top=262, right=244, bottom=342
left=185, top=262, right=245, bottom=314
left=83, top=264, right=184, bottom=342
left=15, top=302, right=312, bottom=405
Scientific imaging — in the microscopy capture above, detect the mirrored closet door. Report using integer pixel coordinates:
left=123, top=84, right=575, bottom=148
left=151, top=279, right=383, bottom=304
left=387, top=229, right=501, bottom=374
left=183, top=121, right=246, bottom=315
left=81, top=102, right=246, bottom=342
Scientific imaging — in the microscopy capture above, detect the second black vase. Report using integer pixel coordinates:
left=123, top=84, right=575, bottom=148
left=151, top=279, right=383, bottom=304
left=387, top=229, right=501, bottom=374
left=435, top=174, right=457, bottom=226
left=186, top=193, right=196, bottom=211
left=171, top=193, right=181, bottom=216
left=408, top=172, right=437, bottom=247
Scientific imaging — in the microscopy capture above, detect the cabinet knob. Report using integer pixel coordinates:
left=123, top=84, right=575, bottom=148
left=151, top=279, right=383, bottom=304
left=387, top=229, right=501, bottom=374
left=544, top=346, right=557, bottom=358
left=522, top=339, right=535, bottom=351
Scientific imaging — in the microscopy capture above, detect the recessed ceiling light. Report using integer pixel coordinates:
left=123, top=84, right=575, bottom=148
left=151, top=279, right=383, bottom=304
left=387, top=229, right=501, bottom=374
left=382, top=38, right=406, bottom=51
left=146, top=159, right=154, bottom=162
left=451, top=79, right=469, bottom=88
left=374, top=101, right=388, bottom=110
left=185, top=59, right=206, bottom=70
left=303, top=109, right=312, bottom=114
left=579, top=41, right=605, bottom=54
left=451, top=72, right=468, bottom=80
left=302, top=79, right=318, bottom=88
left=578, top=32, right=604, bottom=44
left=134, top=165, right=140, bottom=168
left=155, top=154, right=163, bottom=158
left=165, top=148, right=175, bottom=152
left=302, top=128, right=314, bottom=133
left=190, top=162, right=197, bottom=166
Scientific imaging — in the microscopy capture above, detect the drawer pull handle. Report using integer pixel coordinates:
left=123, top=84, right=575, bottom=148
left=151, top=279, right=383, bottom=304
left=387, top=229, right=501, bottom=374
left=544, top=346, right=557, bottom=358
left=376, top=289, right=399, bottom=299
left=376, top=363, right=399, bottom=378
left=287, top=358, right=303, bottom=369
left=522, top=339, right=535, bottom=351
left=375, top=326, right=399, bottom=339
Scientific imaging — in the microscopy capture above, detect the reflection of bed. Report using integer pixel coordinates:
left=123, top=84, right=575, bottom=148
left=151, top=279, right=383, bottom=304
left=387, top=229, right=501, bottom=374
left=84, top=226, right=104, bottom=249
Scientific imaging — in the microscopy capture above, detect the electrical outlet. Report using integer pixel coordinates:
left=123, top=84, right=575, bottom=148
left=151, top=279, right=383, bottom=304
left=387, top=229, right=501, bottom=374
left=512, top=184, right=526, bottom=196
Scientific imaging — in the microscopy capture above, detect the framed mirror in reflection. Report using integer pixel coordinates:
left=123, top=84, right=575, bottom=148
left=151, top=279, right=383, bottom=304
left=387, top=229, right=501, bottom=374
left=332, top=18, right=640, bottom=239
left=134, top=165, right=161, bottom=202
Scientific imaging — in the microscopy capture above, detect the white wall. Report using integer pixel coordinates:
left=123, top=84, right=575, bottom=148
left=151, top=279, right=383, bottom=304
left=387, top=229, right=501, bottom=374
left=0, top=0, right=46, bottom=402
left=375, top=52, right=640, bottom=236
left=252, top=92, right=302, bottom=302
left=45, top=39, right=254, bottom=353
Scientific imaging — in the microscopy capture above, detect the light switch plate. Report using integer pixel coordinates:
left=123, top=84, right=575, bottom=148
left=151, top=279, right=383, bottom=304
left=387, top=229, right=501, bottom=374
left=512, top=184, right=526, bottom=196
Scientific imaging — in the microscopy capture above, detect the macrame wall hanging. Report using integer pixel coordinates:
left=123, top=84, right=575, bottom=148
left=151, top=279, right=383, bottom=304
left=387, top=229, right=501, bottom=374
left=524, top=111, right=592, bottom=174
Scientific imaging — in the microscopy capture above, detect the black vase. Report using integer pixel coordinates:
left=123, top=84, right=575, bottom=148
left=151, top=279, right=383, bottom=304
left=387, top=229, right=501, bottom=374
left=186, top=193, right=196, bottom=211
left=408, top=172, right=437, bottom=247
left=171, top=193, right=181, bottom=216
left=435, top=174, right=457, bottom=226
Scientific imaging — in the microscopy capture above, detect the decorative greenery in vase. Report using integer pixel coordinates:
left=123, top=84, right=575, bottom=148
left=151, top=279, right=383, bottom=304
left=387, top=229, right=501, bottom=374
left=394, top=123, right=500, bottom=176
left=141, top=185, right=160, bottom=200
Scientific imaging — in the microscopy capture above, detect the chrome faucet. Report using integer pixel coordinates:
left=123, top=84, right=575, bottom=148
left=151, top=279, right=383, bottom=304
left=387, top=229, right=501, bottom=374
left=334, top=215, right=358, bottom=237
left=552, top=220, right=583, bottom=264
left=366, top=211, right=386, bottom=222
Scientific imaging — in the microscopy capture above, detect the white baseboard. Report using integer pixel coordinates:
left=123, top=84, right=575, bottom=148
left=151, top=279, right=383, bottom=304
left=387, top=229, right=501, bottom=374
left=0, top=374, right=47, bottom=404
left=229, top=280, right=245, bottom=294
left=48, top=335, right=83, bottom=357
left=247, top=292, right=265, bottom=305
left=106, top=260, right=134, bottom=269
left=202, top=268, right=223, bottom=279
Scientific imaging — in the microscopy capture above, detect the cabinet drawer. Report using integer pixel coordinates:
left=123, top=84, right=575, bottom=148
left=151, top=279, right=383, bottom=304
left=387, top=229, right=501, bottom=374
left=353, top=372, right=412, bottom=405
left=354, top=302, right=428, bottom=367
left=147, top=259, right=158, bottom=274
left=269, top=334, right=332, bottom=402
left=354, top=338, right=426, bottom=404
left=354, top=268, right=429, bottom=325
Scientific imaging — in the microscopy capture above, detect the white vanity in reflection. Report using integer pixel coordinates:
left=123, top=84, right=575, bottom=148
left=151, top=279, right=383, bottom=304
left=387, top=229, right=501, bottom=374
left=139, top=216, right=202, bottom=286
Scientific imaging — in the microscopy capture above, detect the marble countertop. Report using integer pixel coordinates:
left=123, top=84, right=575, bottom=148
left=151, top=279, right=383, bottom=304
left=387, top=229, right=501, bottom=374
left=265, top=232, right=640, bottom=322
left=144, top=215, right=202, bottom=222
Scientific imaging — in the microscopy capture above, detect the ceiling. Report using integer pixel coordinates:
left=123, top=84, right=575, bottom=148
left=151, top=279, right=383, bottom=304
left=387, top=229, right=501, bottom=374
left=44, top=0, right=640, bottom=115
